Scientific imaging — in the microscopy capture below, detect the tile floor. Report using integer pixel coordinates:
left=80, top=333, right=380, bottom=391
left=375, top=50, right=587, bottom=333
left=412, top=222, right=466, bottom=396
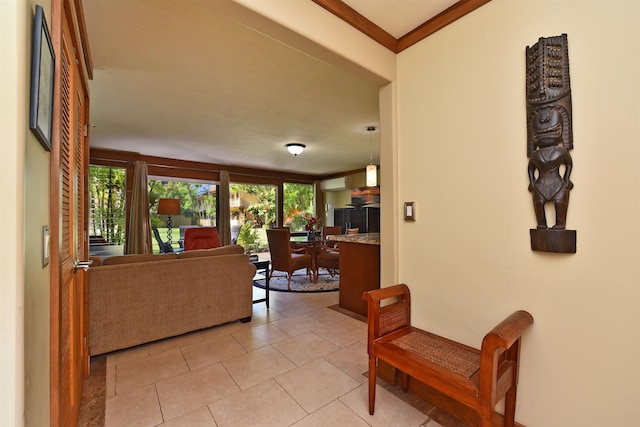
left=103, top=285, right=444, bottom=427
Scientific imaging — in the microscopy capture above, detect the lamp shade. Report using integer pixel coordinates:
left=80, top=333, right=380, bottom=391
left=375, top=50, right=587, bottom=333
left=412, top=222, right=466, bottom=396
left=366, top=164, right=377, bottom=187
left=157, top=198, right=181, bottom=215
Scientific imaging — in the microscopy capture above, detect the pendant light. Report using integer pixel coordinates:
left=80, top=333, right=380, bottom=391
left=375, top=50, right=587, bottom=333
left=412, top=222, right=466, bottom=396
left=366, top=126, right=377, bottom=187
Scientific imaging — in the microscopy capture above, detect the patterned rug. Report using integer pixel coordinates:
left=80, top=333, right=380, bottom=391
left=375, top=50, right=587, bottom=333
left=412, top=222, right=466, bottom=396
left=253, top=273, right=339, bottom=292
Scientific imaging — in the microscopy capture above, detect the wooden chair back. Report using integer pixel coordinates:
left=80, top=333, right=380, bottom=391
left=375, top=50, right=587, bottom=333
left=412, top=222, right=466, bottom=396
left=322, top=226, right=342, bottom=249
left=266, top=228, right=293, bottom=272
left=266, top=228, right=312, bottom=289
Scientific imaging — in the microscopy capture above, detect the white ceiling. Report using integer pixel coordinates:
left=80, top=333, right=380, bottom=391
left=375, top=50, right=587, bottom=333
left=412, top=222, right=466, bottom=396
left=83, top=0, right=456, bottom=176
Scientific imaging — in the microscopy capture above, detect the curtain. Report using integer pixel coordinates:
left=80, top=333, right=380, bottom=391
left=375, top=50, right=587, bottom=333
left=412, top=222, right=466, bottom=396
left=315, top=180, right=325, bottom=227
left=218, top=170, right=231, bottom=246
left=126, top=161, right=152, bottom=254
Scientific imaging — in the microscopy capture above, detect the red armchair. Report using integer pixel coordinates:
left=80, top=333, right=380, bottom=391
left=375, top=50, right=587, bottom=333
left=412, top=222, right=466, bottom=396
left=183, top=227, right=221, bottom=250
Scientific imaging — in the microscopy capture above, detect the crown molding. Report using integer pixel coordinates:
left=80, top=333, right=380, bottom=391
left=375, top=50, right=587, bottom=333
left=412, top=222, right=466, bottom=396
left=311, top=0, right=491, bottom=53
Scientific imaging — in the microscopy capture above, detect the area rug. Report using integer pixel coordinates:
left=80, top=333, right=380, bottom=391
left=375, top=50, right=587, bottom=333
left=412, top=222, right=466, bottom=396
left=253, top=273, right=339, bottom=292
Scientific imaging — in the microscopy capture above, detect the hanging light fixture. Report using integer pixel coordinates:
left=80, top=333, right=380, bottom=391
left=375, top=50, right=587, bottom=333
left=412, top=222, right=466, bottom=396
left=366, top=126, right=377, bottom=187
left=286, top=143, right=306, bottom=156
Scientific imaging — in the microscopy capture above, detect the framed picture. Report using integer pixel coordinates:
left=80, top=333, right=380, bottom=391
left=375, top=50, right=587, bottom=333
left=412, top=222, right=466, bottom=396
left=29, top=5, right=55, bottom=151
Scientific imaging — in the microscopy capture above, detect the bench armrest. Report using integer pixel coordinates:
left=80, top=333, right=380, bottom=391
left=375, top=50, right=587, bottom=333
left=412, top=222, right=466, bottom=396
left=363, top=284, right=410, bottom=306
left=479, top=310, right=534, bottom=405
left=482, top=310, right=534, bottom=352
left=363, top=284, right=412, bottom=353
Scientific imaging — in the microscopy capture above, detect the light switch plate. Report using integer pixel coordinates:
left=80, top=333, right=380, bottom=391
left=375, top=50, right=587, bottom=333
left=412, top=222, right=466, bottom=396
left=404, top=202, right=415, bottom=221
left=42, top=225, right=50, bottom=267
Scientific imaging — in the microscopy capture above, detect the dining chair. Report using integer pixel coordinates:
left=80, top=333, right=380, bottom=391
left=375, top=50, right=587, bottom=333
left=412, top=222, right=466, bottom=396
left=266, top=228, right=312, bottom=290
left=321, top=225, right=343, bottom=249
left=314, top=225, right=342, bottom=282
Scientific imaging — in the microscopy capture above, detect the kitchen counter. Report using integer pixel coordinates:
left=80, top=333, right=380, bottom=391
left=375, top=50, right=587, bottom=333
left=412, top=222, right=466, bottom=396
left=327, top=233, right=380, bottom=316
left=326, top=233, right=380, bottom=245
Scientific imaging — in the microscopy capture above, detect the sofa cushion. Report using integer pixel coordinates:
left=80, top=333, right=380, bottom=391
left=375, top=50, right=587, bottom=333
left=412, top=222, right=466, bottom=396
left=102, top=252, right=179, bottom=266
left=178, top=244, right=244, bottom=259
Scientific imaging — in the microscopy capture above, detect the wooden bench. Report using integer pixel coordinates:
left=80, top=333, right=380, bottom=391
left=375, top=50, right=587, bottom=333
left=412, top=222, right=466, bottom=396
left=363, top=284, right=533, bottom=427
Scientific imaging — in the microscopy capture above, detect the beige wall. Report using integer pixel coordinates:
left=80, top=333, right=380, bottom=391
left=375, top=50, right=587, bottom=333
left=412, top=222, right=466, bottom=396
left=23, top=0, right=52, bottom=422
left=396, top=1, right=639, bottom=426
left=2, top=0, right=52, bottom=425
left=1, top=0, right=27, bottom=425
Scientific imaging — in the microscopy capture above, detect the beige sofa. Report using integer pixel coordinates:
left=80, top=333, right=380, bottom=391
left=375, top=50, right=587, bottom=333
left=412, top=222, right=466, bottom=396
left=88, top=245, right=256, bottom=355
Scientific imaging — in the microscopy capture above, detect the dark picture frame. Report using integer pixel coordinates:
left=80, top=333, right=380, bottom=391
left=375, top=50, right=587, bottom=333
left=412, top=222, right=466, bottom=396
left=29, top=5, right=55, bottom=151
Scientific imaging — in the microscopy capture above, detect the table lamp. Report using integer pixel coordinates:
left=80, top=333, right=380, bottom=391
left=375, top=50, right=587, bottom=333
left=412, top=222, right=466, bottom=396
left=157, top=198, right=181, bottom=245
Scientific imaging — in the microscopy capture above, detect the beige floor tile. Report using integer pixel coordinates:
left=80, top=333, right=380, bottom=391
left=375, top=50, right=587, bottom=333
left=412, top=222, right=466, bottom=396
left=340, top=383, right=429, bottom=427
left=106, top=363, right=116, bottom=398
left=91, top=289, right=443, bottom=427
left=313, top=318, right=367, bottom=348
left=156, top=362, right=240, bottom=421
left=273, top=332, right=339, bottom=366
left=305, top=292, right=339, bottom=308
left=231, top=322, right=291, bottom=352
left=272, top=313, right=327, bottom=337
left=291, top=400, right=370, bottom=427
left=145, top=331, right=204, bottom=356
left=324, top=339, right=369, bottom=382
left=209, top=379, right=307, bottom=427
left=222, top=345, right=296, bottom=390
left=106, top=345, right=150, bottom=367
left=274, top=299, right=322, bottom=317
left=269, top=290, right=301, bottom=304
left=105, top=383, right=163, bottom=427
left=275, top=358, right=360, bottom=413
left=159, top=406, right=216, bottom=427
left=307, top=307, right=354, bottom=325
left=115, top=348, right=189, bottom=394
left=246, top=306, right=288, bottom=326
left=199, top=320, right=251, bottom=340
left=181, top=334, right=247, bottom=371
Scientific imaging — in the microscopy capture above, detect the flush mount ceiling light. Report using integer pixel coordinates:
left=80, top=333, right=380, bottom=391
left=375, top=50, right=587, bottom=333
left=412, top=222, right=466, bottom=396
left=286, top=143, right=306, bottom=156
left=366, top=126, right=377, bottom=187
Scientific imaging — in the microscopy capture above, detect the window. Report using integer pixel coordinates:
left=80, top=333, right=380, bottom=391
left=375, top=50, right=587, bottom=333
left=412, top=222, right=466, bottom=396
left=230, top=183, right=275, bottom=253
left=89, top=165, right=126, bottom=257
left=283, top=182, right=315, bottom=232
left=149, top=179, right=217, bottom=253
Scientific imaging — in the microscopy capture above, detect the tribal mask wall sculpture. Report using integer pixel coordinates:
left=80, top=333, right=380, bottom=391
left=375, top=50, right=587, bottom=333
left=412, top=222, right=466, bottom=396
left=526, top=34, right=576, bottom=253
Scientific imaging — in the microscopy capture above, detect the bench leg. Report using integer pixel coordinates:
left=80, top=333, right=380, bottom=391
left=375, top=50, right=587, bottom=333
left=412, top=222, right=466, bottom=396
left=503, top=385, right=517, bottom=427
left=368, top=355, right=377, bottom=415
left=398, top=370, right=409, bottom=392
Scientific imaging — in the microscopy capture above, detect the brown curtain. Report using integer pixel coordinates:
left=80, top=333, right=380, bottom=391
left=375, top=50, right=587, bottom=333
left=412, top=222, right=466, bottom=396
left=126, top=161, right=152, bottom=254
left=218, top=170, right=231, bottom=246
left=315, top=180, right=325, bottom=226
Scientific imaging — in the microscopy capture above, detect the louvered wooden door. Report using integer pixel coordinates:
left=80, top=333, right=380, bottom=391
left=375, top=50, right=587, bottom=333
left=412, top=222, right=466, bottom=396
left=51, top=6, right=89, bottom=426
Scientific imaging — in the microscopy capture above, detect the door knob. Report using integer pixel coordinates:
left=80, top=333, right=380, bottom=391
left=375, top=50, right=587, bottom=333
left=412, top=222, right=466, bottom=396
left=73, top=259, right=93, bottom=271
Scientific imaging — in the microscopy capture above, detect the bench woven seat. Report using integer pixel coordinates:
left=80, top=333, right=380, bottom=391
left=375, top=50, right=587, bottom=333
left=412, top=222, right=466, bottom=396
left=390, top=331, right=481, bottom=379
